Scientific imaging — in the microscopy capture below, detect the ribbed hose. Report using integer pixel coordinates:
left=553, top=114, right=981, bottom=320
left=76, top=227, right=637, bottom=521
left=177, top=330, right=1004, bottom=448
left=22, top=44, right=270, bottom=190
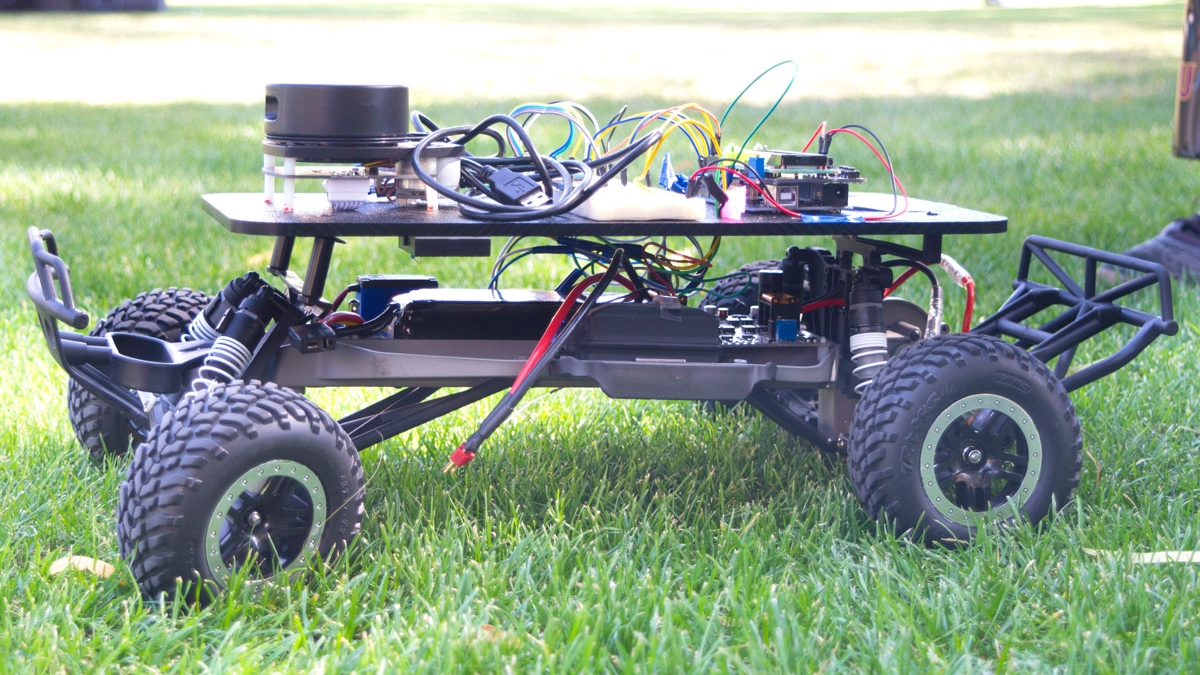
left=925, top=285, right=944, bottom=340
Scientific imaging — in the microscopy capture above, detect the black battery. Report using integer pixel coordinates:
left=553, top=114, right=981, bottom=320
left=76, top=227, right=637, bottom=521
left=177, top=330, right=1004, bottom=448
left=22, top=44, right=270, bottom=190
left=392, top=289, right=564, bottom=340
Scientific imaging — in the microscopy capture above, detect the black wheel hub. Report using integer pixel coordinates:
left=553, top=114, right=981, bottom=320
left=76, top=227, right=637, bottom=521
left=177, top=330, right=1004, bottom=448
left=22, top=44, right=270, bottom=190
left=205, top=460, right=327, bottom=586
left=920, top=394, right=1044, bottom=526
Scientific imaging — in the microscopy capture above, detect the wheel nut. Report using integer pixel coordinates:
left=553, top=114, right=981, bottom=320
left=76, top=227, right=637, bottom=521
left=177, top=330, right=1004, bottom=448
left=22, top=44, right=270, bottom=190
left=963, top=448, right=984, bottom=464
left=247, top=511, right=262, bottom=527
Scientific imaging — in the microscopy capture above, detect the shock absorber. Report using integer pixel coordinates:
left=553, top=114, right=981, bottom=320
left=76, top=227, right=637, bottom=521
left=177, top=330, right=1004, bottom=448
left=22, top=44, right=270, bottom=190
left=847, top=265, right=892, bottom=395
left=193, top=286, right=284, bottom=391
left=186, top=272, right=263, bottom=341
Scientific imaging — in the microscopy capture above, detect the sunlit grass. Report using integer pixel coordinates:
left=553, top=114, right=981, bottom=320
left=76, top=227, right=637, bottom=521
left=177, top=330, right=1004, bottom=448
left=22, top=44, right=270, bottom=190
left=0, top=3, right=1179, bottom=105
left=2, top=3, right=1198, bottom=674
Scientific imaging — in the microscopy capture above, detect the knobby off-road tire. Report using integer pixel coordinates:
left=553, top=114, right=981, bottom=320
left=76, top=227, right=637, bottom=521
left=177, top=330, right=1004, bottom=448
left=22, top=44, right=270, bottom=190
left=67, top=287, right=211, bottom=460
left=117, top=380, right=365, bottom=604
left=847, top=333, right=1082, bottom=544
left=705, top=256, right=928, bottom=451
left=703, top=258, right=778, bottom=315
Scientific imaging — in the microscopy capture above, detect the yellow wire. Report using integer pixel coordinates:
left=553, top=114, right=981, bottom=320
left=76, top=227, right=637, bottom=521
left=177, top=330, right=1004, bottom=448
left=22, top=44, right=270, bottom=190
left=610, top=103, right=721, bottom=183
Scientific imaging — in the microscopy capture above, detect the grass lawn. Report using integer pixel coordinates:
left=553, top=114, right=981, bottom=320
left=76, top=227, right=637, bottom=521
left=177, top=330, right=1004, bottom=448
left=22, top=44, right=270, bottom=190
left=1, top=2, right=1198, bottom=673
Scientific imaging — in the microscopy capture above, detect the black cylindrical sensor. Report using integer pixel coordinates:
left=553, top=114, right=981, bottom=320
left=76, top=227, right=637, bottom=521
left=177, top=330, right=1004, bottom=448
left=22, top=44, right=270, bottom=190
left=264, top=84, right=409, bottom=142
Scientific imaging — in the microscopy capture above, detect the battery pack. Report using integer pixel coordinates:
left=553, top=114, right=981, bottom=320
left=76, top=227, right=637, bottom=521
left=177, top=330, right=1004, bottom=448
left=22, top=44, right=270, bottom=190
left=392, top=289, right=564, bottom=340
left=356, top=274, right=438, bottom=320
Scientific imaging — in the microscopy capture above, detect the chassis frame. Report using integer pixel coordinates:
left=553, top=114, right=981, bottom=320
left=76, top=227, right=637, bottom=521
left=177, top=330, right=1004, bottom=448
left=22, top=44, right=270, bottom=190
left=25, top=190, right=1179, bottom=599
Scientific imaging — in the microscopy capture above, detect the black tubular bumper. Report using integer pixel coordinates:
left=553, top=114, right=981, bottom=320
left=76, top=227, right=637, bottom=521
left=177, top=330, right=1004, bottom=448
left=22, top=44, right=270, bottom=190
left=26, top=227, right=209, bottom=430
left=972, top=235, right=1179, bottom=392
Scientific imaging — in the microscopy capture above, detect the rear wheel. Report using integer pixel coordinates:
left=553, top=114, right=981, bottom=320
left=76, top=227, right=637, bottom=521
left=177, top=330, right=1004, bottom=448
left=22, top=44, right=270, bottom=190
left=67, top=287, right=210, bottom=460
left=847, top=334, right=1082, bottom=543
left=117, top=380, right=364, bottom=603
left=702, top=258, right=777, bottom=315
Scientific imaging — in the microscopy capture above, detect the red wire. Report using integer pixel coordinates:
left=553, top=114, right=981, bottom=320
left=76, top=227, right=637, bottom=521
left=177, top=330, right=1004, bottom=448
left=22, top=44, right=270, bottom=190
left=690, top=165, right=808, bottom=218
left=884, top=267, right=919, bottom=298
left=319, top=311, right=364, bottom=326
left=326, top=286, right=354, bottom=313
left=511, top=276, right=597, bottom=392
left=800, top=297, right=844, bottom=313
left=826, top=128, right=909, bottom=220
left=886, top=264, right=978, bottom=333
left=802, top=122, right=826, bottom=153
left=510, top=273, right=638, bottom=393
left=962, top=280, right=976, bottom=333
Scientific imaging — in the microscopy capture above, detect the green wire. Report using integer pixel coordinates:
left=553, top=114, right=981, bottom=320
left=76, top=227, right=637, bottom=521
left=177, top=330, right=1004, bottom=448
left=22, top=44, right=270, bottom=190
left=718, top=60, right=800, bottom=184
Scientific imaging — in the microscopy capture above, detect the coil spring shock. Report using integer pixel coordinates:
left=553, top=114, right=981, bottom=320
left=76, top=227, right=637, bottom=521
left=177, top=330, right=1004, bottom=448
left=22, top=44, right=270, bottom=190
left=186, top=311, right=222, bottom=341
left=191, top=283, right=280, bottom=391
left=849, top=331, right=889, bottom=395
left=193, top=336, right=254, bottom=391
left=185, top=272, right=262, bottom=342
left=847, top=267, right=890, bottom=395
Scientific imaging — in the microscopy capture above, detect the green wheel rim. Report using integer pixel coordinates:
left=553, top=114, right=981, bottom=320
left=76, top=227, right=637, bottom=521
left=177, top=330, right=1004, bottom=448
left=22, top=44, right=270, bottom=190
left=205, top=460, right=328, bottom=587
left=918, top=393, right=1044, bottom=527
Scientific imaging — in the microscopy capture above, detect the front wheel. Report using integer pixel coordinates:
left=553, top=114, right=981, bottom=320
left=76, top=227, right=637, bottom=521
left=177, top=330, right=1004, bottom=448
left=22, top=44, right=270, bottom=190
left=68, top=287, right=211, bottom=460
left=117, top=380, right=365, bottom=603
left=847, top=334, right=1082, bottom=543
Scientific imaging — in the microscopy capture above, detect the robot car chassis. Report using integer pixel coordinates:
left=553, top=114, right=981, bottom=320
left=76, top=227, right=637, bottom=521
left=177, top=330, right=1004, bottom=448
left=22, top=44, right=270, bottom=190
left=25, top=92, right=1178, bottom=602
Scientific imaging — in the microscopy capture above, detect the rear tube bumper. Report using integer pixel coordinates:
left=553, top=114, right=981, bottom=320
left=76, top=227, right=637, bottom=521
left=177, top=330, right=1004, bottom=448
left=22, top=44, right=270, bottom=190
left=971, top=235, right=1178, bottom=391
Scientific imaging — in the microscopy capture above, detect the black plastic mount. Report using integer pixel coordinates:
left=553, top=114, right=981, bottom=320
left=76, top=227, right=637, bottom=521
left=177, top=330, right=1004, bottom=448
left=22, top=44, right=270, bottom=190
left=971, top=235, right=1178, bottom=392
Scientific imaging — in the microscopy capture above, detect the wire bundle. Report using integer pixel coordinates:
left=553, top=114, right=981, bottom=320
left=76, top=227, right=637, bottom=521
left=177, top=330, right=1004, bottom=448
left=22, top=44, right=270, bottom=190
left=488, top=234, right=721, bottom=300
left=409, top=104, right=721, bottom=222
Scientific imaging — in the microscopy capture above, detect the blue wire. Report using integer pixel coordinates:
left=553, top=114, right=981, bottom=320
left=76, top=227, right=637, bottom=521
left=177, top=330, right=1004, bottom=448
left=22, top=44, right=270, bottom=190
left=592, top=115, right=706, bottom=160
left=510, top=105, right=598, bottom=160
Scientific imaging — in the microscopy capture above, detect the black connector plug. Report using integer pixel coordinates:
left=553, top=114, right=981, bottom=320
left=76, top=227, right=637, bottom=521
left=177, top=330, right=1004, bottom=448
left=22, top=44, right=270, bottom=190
left=487, top=168, right=549, bottom=208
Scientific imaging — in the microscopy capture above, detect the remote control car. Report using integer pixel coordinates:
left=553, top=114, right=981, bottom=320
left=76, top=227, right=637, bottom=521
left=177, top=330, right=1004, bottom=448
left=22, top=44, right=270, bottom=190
left=25, top=84, right=1177, bottom=603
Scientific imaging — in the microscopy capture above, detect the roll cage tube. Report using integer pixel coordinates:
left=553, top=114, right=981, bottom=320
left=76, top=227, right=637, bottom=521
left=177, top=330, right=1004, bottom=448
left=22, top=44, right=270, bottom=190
left=972, top=235, right=1178, bottom=392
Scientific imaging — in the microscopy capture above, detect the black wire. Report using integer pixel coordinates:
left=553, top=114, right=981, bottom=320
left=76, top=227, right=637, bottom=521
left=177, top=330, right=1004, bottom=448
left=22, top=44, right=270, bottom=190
left=577, top=132, right=661, bottom=201
left=708, top=157, right=769, bottom=191
left=584, top=133, right=655, bottom=172
left=464, top=127, right=509, bottom=158
left=830, top=123, right=899, bottom=215
left=410, top=111, right=439, bottom=133
left=333, top=305, right=397, bottom=338
left=458, top=157, right=506, bottom=202
left=410, top=123, right=572, bottom=214
left=410, top=121, right=661, bottom=221
left=599, top=105, right=628, bottom=154
left=462, top=249, right=627, bottom=453
left=456, top=157, right=593, bottom=220
left=883, top=259, right=937, bottom=287
left=455, top=114, right=552, bottom=191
